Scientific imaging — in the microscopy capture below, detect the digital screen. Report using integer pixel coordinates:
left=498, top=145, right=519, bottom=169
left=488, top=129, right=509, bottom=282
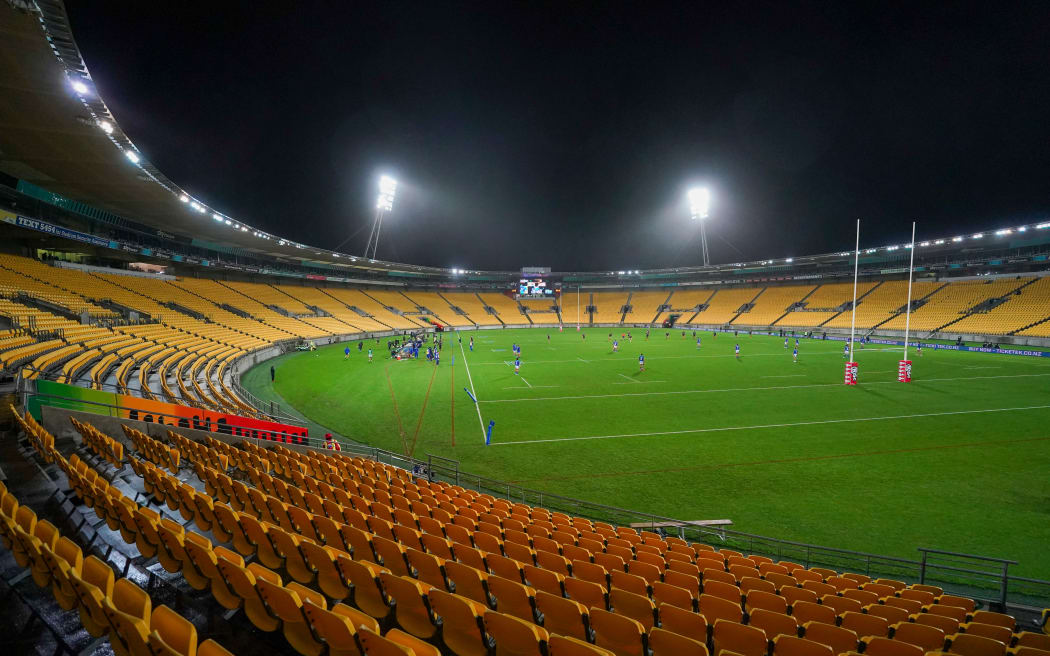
left=518, top=278, right=554, bottom=298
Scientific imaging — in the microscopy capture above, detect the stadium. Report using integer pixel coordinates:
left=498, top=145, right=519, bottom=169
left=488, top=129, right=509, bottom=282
left=0, top=2, right=1049, bottom=656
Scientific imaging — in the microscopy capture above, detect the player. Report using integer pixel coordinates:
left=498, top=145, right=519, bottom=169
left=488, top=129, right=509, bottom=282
left=795, top=338, right=799, bottom=347
left=469, top=337, right=474, bottom=351
left=917, top=342, right=923, bottom=357
left=344, top=345, right=350, bottom=360
left=696, top=335, right=702, bottom=349
left=645, top=329, right=650, bottom=340
left=627, top=332, right=632, bottom=343
left=608, top=332, right=613, bottom=342
left=582, top=332, right=586, bottom=340
left=434, top=351, right=440, bottom=366
left=514, top=357, right=521, bottom=374
left=358, top=341, right=363, bottom=352
left=367, top=348, right=373, bottom=363
left=784, top=337, right=789, bottom=349
left=735, top=343, right=741, bottom=359
left=547, top=334, right=550, bottom=343
left=793, top=346, right=798, bottom=363
left=843, top=342, right=850, bottom=358
left=612, top=339, right=619, bottom=353
left=638, top=353, right=645, bottom=372
left=665, top=332, right=669, bottom=339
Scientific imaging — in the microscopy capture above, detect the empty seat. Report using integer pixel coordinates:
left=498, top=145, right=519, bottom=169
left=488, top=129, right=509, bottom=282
left=970, top=611, right=1015, bottom=632
left=913, top=612, right=961, bottom=636
left=484, top=610, right=549, bottom=656
left=380, top=573, right=439, bottom=640
left=746, top=589, right=788, bottom=615
left=148, top=605, right=198, bottom=656
left=773, top=636, right=834, bottom=656
left=700, top=593, right=744, bottom=624
left=609, top=588, right=657, bottom=631
left=650, top=627, right=708, bottom=656
left=429, top=589, right=492, bottom=656
left=891, top=622, right=947, bottom=652
left=791, top=601, right=836, bottom=626
left=591, top=608, right=648, bottom=656
left=749, top=608, right=801, bottom=641
left=861, top=637, right=924, bottom=656
left=548, top=634, right=616, bottom=656
left=256, top=578, right=327, bottom=656
left=653, top=580, right=696, bottom=611
left=712, top=619, right=768, bottom=656
left=960, top=623, right=1012, bottom=645
left=657, top=603, right=709, bottom=644
left=489, top=575, right=539, bottom=623
left=301, top=602, right=374, bottom=656
left=535, top=590, right=590, bottom=641
left=802, top=621, right=859, bottom=655
left=840, top=611, right=889, bottom=638
left=946, top=633, right=1007, bottom=656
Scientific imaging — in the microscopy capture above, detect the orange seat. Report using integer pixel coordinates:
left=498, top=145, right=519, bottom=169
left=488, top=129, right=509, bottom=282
left=591, top=608, right=648, bottom=656
left=650, top=627, right=708, bottom=656
left=946, top=633, right=1006, bottom=656
left=802, top=621, right=859, bottom=655
left=891, top=621, right=946, bottom=652
left=791, top=601, right=835, bottom=626
left=749, top=608, right=801, bottom=642
left=712, top=619, right=768, bottom=656
left=772, top=636, right=834, bottom=656
left=657, top=604, right=709, bottom=644
left=699, top=593, right=743, bottom=624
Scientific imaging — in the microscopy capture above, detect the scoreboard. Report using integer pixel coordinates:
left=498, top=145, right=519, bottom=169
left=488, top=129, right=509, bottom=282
left=517, top=278, right=558, bottom=299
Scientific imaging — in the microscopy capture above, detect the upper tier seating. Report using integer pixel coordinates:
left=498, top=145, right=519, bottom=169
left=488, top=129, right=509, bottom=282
left=732, top=286, right=815, bottom=326
left=691, top=288, right=760, bottom=325
left=591, top=291, right=630, bottom=324
left=624, top=291, right=669, bottom=324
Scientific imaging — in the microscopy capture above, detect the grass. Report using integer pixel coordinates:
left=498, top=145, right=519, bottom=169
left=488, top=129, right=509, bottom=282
left=242, top=327, right=1050, bottom=579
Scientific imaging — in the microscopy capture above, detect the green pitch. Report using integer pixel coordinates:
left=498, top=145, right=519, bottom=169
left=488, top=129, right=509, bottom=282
left=243, top=327, right=1050, bottom=578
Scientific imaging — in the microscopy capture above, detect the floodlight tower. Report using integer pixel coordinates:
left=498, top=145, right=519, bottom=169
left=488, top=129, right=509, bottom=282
left=688, top=187, right=711, bottom=266
left=364, top=175, right=397, bottom=260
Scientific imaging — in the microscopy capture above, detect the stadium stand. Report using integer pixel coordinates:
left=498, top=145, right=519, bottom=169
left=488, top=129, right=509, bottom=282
left=479, top=292, right=526, bottom=324
left=316, top=287, right=415, bottom=331
left=442, top=292, right=503, bottom=326
left=520, top=298, right=562, bottom=324
left=690, top=287, right=760, bottom=325
left=821, top=281, right=943, bottom=330
left=732, top=286, right=814, bottom=326
left=776, top=282, right=877, bottom=328
left=3, top=403, right=1028, bottom=656
left=949, top=276, right=1050, bottom=335
left=400, top=290, right=476, bottom=327
left=879, top=278, right=1031, bottom=332
left=591, top=291, right=630, bottom=324
left=220, top=280, right=315, bottom=315
left=623, top=290, right=671, bottom=324
left=366, top=290, right=431, bottom=327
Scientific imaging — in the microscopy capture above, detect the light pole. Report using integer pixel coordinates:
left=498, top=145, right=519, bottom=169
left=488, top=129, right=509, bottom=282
left=364, top=175, right=397, bottom=260
left=688, top=187, right=711, bottom=266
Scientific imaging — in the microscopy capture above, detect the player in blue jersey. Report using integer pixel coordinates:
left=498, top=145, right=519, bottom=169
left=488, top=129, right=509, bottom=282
left=638, top=353, right=645, bottom=372
left=344, top=345, right=350, bottom=360
left=696, top=335, right=702, bottom=349
left=793, top=346, right=798, bottom=363
left=612, top=339, right=619, bottom=353
left=784, top=337, right=789, bottom=349
left=735, top=343, right=741, bottom=359
left=795, top=338, right=799, bottom=347
left=514, top=357, right=520, bottom=374
left=469, top=337, right=473, bottom=351
left=843, top=342, right=849, bottom=358
left=917, top=342, right=923, bottom=357
left=434, top=351, right=440, bottom=366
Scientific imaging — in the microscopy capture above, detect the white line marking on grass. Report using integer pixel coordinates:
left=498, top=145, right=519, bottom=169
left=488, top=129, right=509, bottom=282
left=479, top=372, right=1050, bottom=403
left=577, top=356, right=590, bottom=363
left=761, top=374, right=807, bottom=378
left=612, top=380, right=666, bottom=384
left=520, top=377, right=533, bottom=388
left=503, top=385, right=560, bottom=390
left=617, top=373, right=641, bottom=383
left=964, top=366, right=1002, bottom=370
left=459, top=340, right=487, bottom=443
left=477, top=350, right=849, bottom=365
left=488, top=404, right=1050, bottom=446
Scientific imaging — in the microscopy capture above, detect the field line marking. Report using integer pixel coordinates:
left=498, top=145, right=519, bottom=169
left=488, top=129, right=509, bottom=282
left=577, top=356, right=590, bottom=363
left=476, top=350, right=851, bottom=365
left=408, top=364, right=438, bottom=457
left=450, top=352, right=455, bottom=447
left=479, top=372, right=1050, bottom=404
left=489, top=403, right=1050, bottom=446
left=761, top=374, right=806, bottom=378
left=459, top=339, right=487, bottom=443
left=520, top=376, right=533, bottom=388
left=617, top=373, right=641, bottom=384
left=612, top=380, right=666, bottom=384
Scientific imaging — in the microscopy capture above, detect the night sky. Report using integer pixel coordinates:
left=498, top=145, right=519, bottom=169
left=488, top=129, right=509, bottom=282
left=65, top=2, right=1050, bottom=271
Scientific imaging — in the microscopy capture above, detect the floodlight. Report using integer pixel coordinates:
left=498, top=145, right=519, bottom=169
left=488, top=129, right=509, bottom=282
left=125, top=150, right=140, bottom=164
left=98, top=120, right=114, bottom=134
left=972, top=233, right=983, bottom=239
left=919, top=241, right=930, bottom=247
left=1017, top=226, right=1027, bottom=232
left=212, top=213, right=222, bottom=221
left=179, top=195, right=189, bottom=202
left=376, top=175, right=397, bottom=211
left=71, top=80, right=88, bottom=94
left=785, top=258, right=793, bottom=263
left=934, top=239, right=944, bottom=244
left=952, top=236, right=963, bottom=242
left=224, top=219, right=232, bottom=225
left=688, top=187, right=710, bottom=220
left=995, top=229, right=1011, bottom=235
left=865, top=248, right=877, bottom=253
left=1037, top=223, right=1050, bottom=230
left=886, top=245, right=898, bottom=251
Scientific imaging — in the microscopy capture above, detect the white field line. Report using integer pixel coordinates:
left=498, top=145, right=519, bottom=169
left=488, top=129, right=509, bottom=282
left=617, top=373, right=641, bottom=383
left=479, top=372, right=1050, bottom=404
left=458, top=339, right=487, bottom=443
left=520, top=376, right=533, bottom=388
left=761, top=374, right=807, bottom=378
left=503, top=385, right=559, bottom=390
left=488, top=404, right=1050, bottom=446
left=612, top=380, right=666, bottom=385
left=476, top=350, right=853, bottom=365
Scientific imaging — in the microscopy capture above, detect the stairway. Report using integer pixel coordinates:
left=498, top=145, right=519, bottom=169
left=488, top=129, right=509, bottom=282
left=728, top=287, right=766, bottom=325
left=870, top=281, right=950, bottom=331
left=819, top=280, right=884, bottom=327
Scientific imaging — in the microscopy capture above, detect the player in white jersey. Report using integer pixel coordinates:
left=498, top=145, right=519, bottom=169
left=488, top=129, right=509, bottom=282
left=843, top=342, right=849, bottom=358
left=784, top=337, right=789, bottom=349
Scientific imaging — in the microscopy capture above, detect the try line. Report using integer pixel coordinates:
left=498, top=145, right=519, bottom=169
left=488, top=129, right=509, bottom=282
left=487, top=403, right=1050, bottom=446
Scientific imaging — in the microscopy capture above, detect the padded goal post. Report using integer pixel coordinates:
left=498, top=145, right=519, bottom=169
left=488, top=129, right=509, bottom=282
left=844, top=361, right=858, bottom=385
left=898, top=360, right=912, bottom=382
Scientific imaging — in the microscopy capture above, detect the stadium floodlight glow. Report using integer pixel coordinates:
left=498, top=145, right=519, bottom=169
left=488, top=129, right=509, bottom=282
left=224, top=219, right=232, bottom=225
left=995, top=229, right=1012, bottom=235
left=71, top=79, right=89, bottom=95
left=934, top=239, right=945, bottom=244
left=1037, top=222, right=1050, bottom=229
left=124, top=150, right=140, bottom=164
left=785, top=258, right=793, bottom=263
left=865, top=248, right=877, bottom=253
left=1017, top=226, right=1027, bottom=232
left=179, top=194, right=189, bottom=202
left=212, top=213, right=222, bottom=221
left=687, top=187, right=712, bottom=266
left=365, top=175, right=398, bottom=259
left=98, top=120, right=114, bottom=134
left=972, top=233, right=984, bottom=239
left=952, top=236, right=964, bottom=242
left=886, top=245, right=898, bottom=251
left=919, top=241, right=930, bottom=247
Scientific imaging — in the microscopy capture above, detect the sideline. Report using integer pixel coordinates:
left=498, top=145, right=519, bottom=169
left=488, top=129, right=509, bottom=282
left=459, top=339, right=487, bottom=443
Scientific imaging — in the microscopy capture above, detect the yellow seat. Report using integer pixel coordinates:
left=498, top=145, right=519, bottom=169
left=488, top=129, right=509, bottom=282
left=69, top=555, right=115, bottom=638
left=650, top=627, right=708, bottom=656
left=198, top=639, right=235, bottom=656
left=269, top=526, right=316, bottom=585
left=749, top=608, right=800, bottom=642
left=103, top=578, right=153, bottom=656
left=429, top=589, right=493, bottom=656
left=773, top=636, right=834, bottom=656
left=256, top=578, right=327, bottom=656
left=373, top=535, right=412, bottom=577
left=184, top=540, right=242, bottom=610
left=301, top=541, right=351, bottom=601
left=405, top=548, right=450, bottom=591
left=43, top=536, right=84, bottom=610
left=147, top=605, right=198, bottom=656
left=591, top=607, right=648, bottom=656
left=892, top=622, right=947, bottom=652
left=238, top=516, right=285, bottom=570
left=216, top=558, right=282, bottom=632
left=535, top=589, right=590, bottom=640
left=359, top=627, right=441, bottom=656
left=961, top=623, right=1013, bottom=645
left=444, top=560, right=495, bottom=607
left=338, top=556, right=393, bottom=621
left=947, top=633, right=1007, bottom=656
left=970, top=612, right=1016, bottom=632
left=802, top=620, right=859, bottom=655
left=488, top=575, right=538, bottom=623
left=548, top=634, right=616, bottom=656
left=860, top=637, right=924, bottom=656
left=609, top=588, right=657, bottom=631
left=213, top=506, right=254, bottom=557
left=484, top=610, right=549, bottom=656
left=301, top=601, right=368, bottom=656
left=380, top=573, right=438, bottom=639
left=712, top=619, right=768, bottom=656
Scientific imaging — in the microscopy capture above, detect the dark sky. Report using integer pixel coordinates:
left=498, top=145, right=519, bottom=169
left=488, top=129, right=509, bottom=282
left=66, top=2, right=1050, bottom=271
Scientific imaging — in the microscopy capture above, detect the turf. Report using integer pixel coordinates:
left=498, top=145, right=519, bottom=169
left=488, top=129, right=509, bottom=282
left=242, top=327, right=1050, bottom=578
